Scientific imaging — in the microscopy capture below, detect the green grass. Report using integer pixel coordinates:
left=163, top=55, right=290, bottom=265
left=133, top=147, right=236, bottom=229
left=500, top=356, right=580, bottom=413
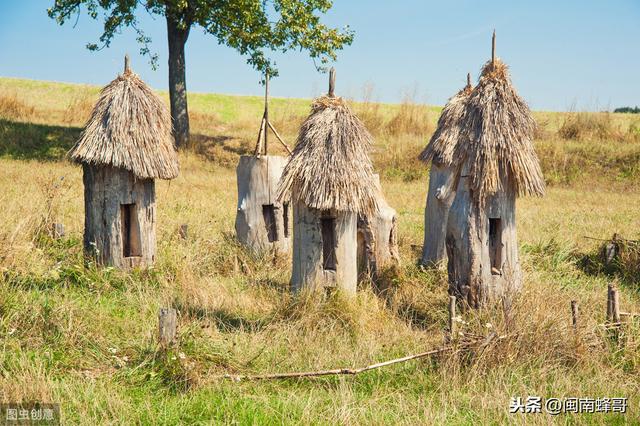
left=0, top=77, right=640, bottom=424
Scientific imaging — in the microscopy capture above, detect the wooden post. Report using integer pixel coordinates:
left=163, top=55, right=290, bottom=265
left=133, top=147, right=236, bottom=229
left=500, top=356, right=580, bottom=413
left=448, top=295, right=456, bottom=340
left=611, top=287, right=621, bottom=324
left=491, top=30, right=496, bottom=67
left=158, top=308, right=177, bottom=347
left=328, top=67, right=336, bottom=97
left=253, top=117, right=266, bottom=156
left=570, top=300, right=578, bottom=329
left=179, top=224, right=188, bottom=239
left=607, top=284, right=614, bottom=322
left=52, top=222, right=65, bottom=239
left=263, top=71, right=269, bottom=155
left=124, top=54, right=130, bottom=73
left=466, top=72, right=471, bottom=88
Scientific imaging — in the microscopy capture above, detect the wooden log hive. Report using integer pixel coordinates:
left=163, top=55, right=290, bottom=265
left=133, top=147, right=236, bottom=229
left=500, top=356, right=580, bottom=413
left=83, top=165, right=156, bottom=269
left=235, top=155, right=290, bottom=254
left=357, top=174, right=399, bottom=280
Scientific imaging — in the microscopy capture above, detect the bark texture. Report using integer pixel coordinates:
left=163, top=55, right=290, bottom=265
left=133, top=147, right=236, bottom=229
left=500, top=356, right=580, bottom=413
left=291, top=202, right=357, bottom=294
left=83, top=164, right=156, bottom=269
left=446, top=164, right=521, bottom=308
left=357, top=175, right=399, bottom=279
left=235, top=155, right=290, bottom=254
left=166, top=15, right=190, bottom=148
left=421, top=163, right=457, bottom=267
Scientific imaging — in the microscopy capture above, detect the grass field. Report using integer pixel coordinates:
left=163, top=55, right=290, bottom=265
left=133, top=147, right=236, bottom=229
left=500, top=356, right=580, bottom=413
left=1, top=76, right=640, bottom=424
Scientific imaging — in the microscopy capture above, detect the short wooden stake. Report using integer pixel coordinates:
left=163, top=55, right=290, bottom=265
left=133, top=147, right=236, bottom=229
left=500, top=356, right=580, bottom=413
left=448, top=295, right=456, bottom=341
left=179, top=224, right=188, bottom=239
left=52, top=222, right=65, bottom=239
left=158, top=308, right=177, bottom=348
left=570, top=300, right=578, bottom=329
left=611, top=287, right=621, bottom=324
left=607, top=284, right=614, bottom=322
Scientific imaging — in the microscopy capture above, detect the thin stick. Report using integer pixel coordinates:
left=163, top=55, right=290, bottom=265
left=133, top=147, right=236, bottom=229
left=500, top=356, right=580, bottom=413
left=607, top=284, right=613, bottom=322
left=448, top=295, right=456, bottom=340
left=491, top=30, right=496, bottom=66
left=328, top=67, right=336, bottom=97
left=253, top=116, right=266, bottom=156
left=466, top=72, right=471, bottom=88
left=219, top=334, right=507, bottom=381
left=267, top=121, right=292, bottom=155
left=124, top=54, right=130, bottom=73
left=571, top=300, right=578, bottom=329
left=263, top=71, right=269, bottom=155
left=583, top=235, right=640, bottom=243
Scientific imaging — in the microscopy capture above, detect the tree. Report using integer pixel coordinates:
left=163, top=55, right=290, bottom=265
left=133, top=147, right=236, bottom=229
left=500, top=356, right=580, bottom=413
left=48, top=0, right=354, bottom=148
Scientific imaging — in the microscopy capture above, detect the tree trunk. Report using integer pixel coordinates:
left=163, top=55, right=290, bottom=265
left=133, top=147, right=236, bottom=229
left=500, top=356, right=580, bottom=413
left=166, top=15, right=191, bottom=149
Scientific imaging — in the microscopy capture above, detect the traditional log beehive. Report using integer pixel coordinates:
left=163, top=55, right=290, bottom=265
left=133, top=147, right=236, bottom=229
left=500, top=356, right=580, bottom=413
left=235, top=73, right=292, bottom=254
left=357, top=174, right=399, bottom=280
left=69, top=56, right=179, bottom=269
left=424, top=34, right=545, bottom=307
left=419, top=74, right=472, bottom=268
left=277, top=69, right=379, bottom=294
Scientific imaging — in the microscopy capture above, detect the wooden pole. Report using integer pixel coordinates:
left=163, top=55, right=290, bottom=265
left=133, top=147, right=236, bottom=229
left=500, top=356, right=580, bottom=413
left=448, top=295, right=456, bottom=340
left=124, top=54, right=130, bottom=73
left=466, top=72, right=471, bottom=88
left=253, top=117, right=266, bottom=156
left=219, top=334, right=507, bottom=381
left=179, top=224, right=188, bottom=240
left=571, top=300, right=578, bottom=329
left=607, top=284, right=614, bottom=322
left=52, top=222, right=65, bottom=239
left=328, top=67, right=336, bottom=97
left=158, top=308, right=177, bottom=347
left=611, top=287, right=621, bottom=324
left=263, top=71, right=269, bottom=155
left=267, top=121, right=292, bottom=155
left=491, top=30, right=496, bottom=67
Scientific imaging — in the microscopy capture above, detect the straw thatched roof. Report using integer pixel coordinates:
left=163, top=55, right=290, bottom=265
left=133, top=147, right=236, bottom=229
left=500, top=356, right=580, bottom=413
left=457, top=59, right=545, bottom=201
left=277, top=96, right=378, bottom=215
left=69, top=67, right=179, bottom=180
left=423, top=60, right=545, bottom=202
left=419, top=82, right=473, bottom=166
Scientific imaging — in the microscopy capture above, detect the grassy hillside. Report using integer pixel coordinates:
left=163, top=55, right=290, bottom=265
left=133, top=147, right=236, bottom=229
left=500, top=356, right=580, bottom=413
left=1, top=77, right=640, bottom=424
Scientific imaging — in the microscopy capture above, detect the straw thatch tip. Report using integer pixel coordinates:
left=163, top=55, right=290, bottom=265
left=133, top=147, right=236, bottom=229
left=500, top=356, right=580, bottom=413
left=277, top=95, right=379, bottom=215
left=69, top=66, right=179, bottom=180
left=418, top=80, right=473, bottom=165
left=454, top=58, right=545, bottom=201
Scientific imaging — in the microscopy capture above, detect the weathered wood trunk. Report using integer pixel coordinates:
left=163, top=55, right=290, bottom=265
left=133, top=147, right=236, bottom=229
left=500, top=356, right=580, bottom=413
left=83, top=164, right=156, bottom=269
left=446, top=166, right=521, bottom=308
left=235, top=155, right=290, bottom=254
left=291, top=202, right=357, bottom=294
left=421, top=163, right=457, bottom=267
left=358, top=175, right=399, bottom=279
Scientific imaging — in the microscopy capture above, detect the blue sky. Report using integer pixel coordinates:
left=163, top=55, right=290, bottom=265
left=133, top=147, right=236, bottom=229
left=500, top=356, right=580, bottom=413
left=0, top=1, right=638, bottom=111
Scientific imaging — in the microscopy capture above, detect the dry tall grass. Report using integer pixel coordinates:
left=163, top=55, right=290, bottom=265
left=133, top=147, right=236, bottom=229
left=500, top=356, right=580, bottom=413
left=0, top=78, right=639, bottom=423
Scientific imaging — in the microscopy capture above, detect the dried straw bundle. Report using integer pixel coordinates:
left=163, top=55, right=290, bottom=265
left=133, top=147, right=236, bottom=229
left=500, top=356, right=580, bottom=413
left=69, top=68, right=179, bottom=180
left=419, top=83, right=473, bottom=166
left=455, top=60, right=545, bottom=202
left=277, top=96, right=378, bottom=215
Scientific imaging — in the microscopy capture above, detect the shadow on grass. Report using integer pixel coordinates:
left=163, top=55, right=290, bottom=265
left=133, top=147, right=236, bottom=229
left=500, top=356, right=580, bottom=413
left=177, top=304, right=269, bottom=332
left=576, top=249, right=640, bottom=290
left=192, top=133, right=252, bottom=166
left=0, top=118, right=80, bottom=160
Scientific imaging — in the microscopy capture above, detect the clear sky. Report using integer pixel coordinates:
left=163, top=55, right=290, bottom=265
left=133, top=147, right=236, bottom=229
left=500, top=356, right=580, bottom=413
left=1, top=1, right=638, bottom=111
